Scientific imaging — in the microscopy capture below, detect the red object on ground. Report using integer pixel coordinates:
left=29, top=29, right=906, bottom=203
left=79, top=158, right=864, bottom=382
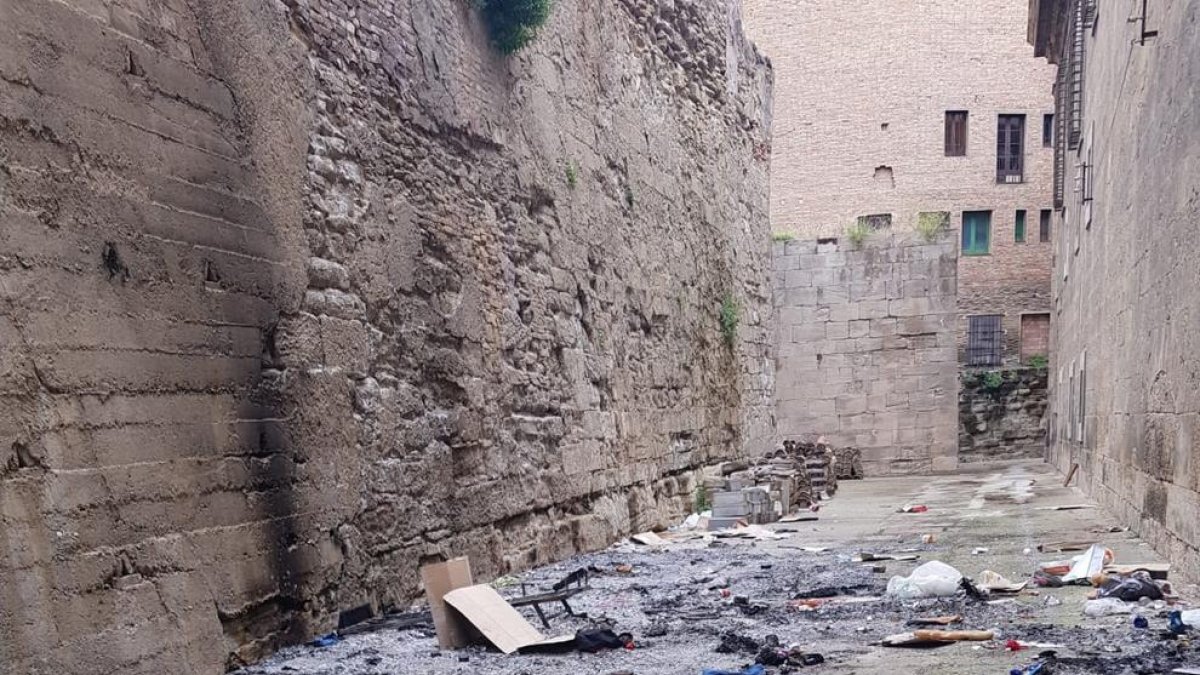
left=1005, top=639, right=1024, bottom=651
left=719, top=588, right=732, bottom=598
left=909, top=505, right=929, bottom=513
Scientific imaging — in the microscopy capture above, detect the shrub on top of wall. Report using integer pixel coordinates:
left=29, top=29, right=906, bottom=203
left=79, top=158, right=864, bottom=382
left=476, top=0, right=553, bottom=54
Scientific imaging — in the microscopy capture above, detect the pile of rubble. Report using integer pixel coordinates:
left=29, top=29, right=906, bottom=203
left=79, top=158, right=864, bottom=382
left=700, top=438, right=862, bottom=529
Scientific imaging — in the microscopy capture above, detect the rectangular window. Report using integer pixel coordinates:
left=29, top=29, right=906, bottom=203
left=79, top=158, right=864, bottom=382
left=1043, top=114, right=1054, bottom=147
left=962, top=210, right=992, bottom=255
left=967, top=315, right=1004, bottom=367
left=1015, top=209, right=1027, bottom=242
left=945, top=111, right=968, bottom=156
left=857, top=213, right=892, bottom=230
left=1039, top=209, right=1052, bottom=242
left=997, top=114, right=1026, bottom=182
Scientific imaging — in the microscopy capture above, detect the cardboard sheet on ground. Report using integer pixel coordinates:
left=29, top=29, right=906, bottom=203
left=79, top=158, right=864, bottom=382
left=631, top=531, right=666, bottom=546
left=1062, top=544, right=1108, bottom=583
left=443, top=585, right=572, bottom=654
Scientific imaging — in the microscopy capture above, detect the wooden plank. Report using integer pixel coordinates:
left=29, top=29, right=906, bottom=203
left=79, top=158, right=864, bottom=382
left=1063, top=462, right=1079, bottom=487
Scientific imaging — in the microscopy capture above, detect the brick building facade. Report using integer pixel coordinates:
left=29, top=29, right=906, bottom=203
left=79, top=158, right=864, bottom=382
left=744, top=0, right=1058, bottom=368
left=1031, top=0, right=1200, bottom=580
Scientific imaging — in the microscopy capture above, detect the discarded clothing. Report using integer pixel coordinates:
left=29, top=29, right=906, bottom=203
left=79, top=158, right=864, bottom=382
left=1095, top=572, right=1163, bottom=602
left=715, top=631, right=760, bottom=654
left=574, top=628, right=632, bottom=653
left=310, top=633, right=340, bottom=648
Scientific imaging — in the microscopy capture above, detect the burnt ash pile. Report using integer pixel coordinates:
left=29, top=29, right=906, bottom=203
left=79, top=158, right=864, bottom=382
left=235, top=538, right=1198, bottom=675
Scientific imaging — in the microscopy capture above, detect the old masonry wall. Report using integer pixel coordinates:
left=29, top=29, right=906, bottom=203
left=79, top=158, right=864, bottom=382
left=0, top=0, right=774, bottom=672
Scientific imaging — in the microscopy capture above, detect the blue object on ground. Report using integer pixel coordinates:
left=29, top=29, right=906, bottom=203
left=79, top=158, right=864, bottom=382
left=311, top=633, right=341, bottom=648
left=1169, top=610, right=1191, bottom=635
left=701, top=665, right=766, bottom=675
left=1133, top=615, right=1149, bottom=629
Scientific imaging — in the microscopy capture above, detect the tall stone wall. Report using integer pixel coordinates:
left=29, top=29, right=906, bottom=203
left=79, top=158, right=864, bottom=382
left=773, top=232, right=958, bottom=475
left=0, top=0, right=773, bottom=672
left=1035, top=0, right=1200, bottom=581
left=959, top=367, right=1048, bottom=463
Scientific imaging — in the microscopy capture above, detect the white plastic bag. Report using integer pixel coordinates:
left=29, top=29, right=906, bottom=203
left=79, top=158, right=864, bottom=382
left=886, top=561, right=963, bottom=599
left=1180, top=609, right=1200, bottom=627
left=1082, top=598, right=1132, bottom=616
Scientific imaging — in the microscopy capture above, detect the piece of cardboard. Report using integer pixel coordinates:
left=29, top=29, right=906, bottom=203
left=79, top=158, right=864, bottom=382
left=631, top=531, right=666, bottom=546
left=443, top=584, right=572, bottom=654
left=421, top=557, right=474, bottom=649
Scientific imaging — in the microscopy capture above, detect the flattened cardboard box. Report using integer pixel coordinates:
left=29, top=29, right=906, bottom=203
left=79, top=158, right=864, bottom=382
left=443, top=584, right=572, bottom=654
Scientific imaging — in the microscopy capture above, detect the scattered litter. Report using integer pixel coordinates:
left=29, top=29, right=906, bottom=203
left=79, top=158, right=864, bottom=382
left=906, top=614, right=962, bottom=627
left=701, top=665, right=766, bottom=675
left=1036, top=504, right=1094, bottom=511
left=1044, top=595, right=1062, bottom=607
left=1006, top=639, right=1025, bottom=651
left=1133, top=615, right=1150, bottom=629
left=972, top=547, right=989, bottom=555
left=615, top=563, right=634, bottom=574
left=631, top=531, right=667, bottom=546
left=1169, top=610, right=1193, bottom=635
left=1104, top=562, right=1170, bottom=580
left=1038, top=541, right=1090, bottom=553
left=779, top=513, right=819, bottom=523
left=491, top=575, right=521, bottom=588
left=1180, top=609, right=1200, bottom=628
left=310, top=633, right=340, bottom=648
left=886, top=561, right=962, bottom=599
left=1059, top=545, right=1113, bottom=583
left=712, top=524, right=790, bottom=540
left=1082, top=598, right=1134, bottom=617
left=979, top=570, right=1027, bottom=594
left=959, top=576, right=990, bottom=601
left=857, top=552, right=920, bottom=562
left=881, top=629, right=993, bottom=648
left=1093, top=572, right=1164, bottom=602
left=715, top=631, right=760, bottom=654
left=922, top=533, right=937, bottom=544
left=899, top=504, right=929, bottom=513
left=442, top=584, right=573, bottom=654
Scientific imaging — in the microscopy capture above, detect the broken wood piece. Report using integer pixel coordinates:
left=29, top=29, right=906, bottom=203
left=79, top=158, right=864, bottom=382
left=906, top=614, right=962, bottom=627
left=780, top=513, right=819, bottom=523
left=1038, top=541, right=1091, bottom=553
left=856, top=552, right=919, bottom=562
left=1103, top=562, right=1170, bottom=580
left=880, top=632, right=951, bottom=648
left=1063, top=463, right=1079, bottom=487
left=913, top=629, right=994, bottom=642
left=1036, top=504, right=1094, bottom=511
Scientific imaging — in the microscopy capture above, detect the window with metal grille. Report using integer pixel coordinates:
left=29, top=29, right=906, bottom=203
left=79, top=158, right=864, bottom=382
left=857, top=213, right=892, bottom=230
left=967, top=315, right=1004, bottom=367
left=945, top=111, right=968, bottom=156
left=1043, top=114, right=1054, bottom=147
left=1015, top=210, right=1027, bottom=242
left=962, top=210, right=991, bottom=256
left=997, top=114, right=1025, bottom=183
left=1040, top=209, right=1052, bottom=242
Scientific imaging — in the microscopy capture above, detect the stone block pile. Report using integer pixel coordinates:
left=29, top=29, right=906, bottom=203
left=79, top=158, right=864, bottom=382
left=702, top=438, right=862, bottom=527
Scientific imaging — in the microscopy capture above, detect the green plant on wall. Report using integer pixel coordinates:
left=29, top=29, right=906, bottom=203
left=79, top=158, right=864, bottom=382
left=772, top=232, right=795, bottom=242
left=624, top=184, right=635, bottom=209
left=719, top=293, right=740, bottom=347
left=916, top=211, right=950, bottom=242
left=845, top=221, right=870, bottom=249
left=565, top=161, right=578, bottom=189
left=694, top=485, right=709, bottom=512
left=475, top=0, right=553, bottom=54
left=1027, top=354, right=1048, bottom=369
left=982, top=371, right=1004, bottom=389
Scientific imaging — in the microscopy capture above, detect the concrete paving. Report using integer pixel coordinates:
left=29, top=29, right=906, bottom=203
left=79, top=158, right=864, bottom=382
left=240, top=460, right=1197, bottom=675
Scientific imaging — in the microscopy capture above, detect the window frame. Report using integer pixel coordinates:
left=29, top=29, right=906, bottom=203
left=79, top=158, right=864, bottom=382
left=944, top=111, right=968, bottom=157
left=1042, top=113, right=1054, bottom=147
left=997, top=114, right=1027, bottom=183
left=1039, top=209, right=1052, bottom=242
left=966, top=314, right=1004, bottom=367
left=962, top=210, right=992, bottom=256
left=1015, top=209, right=1027, bottom=243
